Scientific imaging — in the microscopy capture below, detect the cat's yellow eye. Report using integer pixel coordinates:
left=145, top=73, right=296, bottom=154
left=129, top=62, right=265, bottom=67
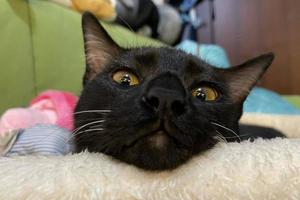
left=192, top=86, right=219, bottom=101
left=112, top=70, right=140, bottom=86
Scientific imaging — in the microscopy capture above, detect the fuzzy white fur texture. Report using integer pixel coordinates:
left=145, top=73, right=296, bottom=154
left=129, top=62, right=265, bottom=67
left=1, top=137, right=300, bottom=200
left=241, top=113, right=300, bottom=138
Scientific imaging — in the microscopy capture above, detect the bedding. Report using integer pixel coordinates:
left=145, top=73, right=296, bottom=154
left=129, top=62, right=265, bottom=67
left=1, top=137, right=300, bottom=200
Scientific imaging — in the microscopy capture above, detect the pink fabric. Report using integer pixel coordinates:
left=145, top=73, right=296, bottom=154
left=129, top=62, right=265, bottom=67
left=0, top=108, right=53, bottom=134
left=0, top=90, right=78, bottom=135
left=30, top=90, right=78, bottom=130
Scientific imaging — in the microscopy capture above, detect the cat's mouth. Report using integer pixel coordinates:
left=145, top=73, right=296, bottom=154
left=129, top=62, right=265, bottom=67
left=124, top=120, right=186, bottom=151
left=124, top=127, right=171, bottom=149
left=115, top=122, right=194, bottom=170
left=146, top=130, right=170, bottom=149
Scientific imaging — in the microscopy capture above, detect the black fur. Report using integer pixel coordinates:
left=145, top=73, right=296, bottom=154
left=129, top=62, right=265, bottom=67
left=74, top=13, right=284, bottom=171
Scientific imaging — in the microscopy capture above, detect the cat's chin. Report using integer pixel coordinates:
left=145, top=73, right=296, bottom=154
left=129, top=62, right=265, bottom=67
left=111, top=131, right=194, bottom=171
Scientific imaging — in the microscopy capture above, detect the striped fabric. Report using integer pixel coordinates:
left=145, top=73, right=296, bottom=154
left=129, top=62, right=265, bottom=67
left=7, top=124, right=75, bottom=156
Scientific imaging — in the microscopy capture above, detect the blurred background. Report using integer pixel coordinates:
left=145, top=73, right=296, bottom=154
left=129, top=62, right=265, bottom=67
left=197, top=0, right=300, bottom=95
left=0, top=0, right=300, bottom=115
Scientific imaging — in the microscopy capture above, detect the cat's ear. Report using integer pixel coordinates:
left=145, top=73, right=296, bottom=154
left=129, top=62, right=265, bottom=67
left=224, top=53, right=274, bottom=102
left=82, top=12, right=121, bottom=84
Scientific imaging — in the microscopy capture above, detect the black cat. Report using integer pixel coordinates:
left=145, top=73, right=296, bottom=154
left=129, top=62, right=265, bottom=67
left=74, top=13, right=284, bottom=171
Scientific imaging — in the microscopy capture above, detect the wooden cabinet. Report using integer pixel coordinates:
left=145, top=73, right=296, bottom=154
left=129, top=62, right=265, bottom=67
left=197, top=0, right=300, bottom=94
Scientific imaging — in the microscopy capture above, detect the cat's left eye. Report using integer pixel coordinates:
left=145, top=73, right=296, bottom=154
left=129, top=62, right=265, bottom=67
left=192, top=85, right=219, bottom=101
left=112, top=69, right=140, bottom=86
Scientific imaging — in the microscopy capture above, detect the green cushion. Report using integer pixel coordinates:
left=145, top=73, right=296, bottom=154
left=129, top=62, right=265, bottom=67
left=0, top=0, right=163, bottom=114
left=284, top=96, right=300, bottom=110
left=29, top=0, right=85, bottom=96
left=0, top=0, right=36, bottom=113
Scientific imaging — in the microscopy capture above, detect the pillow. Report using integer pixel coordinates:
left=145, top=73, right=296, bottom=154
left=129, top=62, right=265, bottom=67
left=1, top=138, right=300, bottom=199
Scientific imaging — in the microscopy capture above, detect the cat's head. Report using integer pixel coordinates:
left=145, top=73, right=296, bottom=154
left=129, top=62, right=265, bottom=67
left=74, top=13, right=274, bottom=170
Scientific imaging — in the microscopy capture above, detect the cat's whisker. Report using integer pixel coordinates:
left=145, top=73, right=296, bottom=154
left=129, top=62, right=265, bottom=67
left=115, top=15, right=140, bottom=48
left=216, top=131, right=227, bottom=143
left=72, top=130, right=103, bottom=141
left=72, top=121, right=129, bottom=145
left=214, top=130, right=228, bottom=143
left=57, top=117, right=105, bottom=124
left=223, top=134, right=251, bottom=139
left=66, top=128, right=105, bottom=144
left=116, top=15, right=135, bottom=33
left=74, top=110, right=111, bottom=115
left=215, top=129, right=251, bottom=140
left=211, top=122, right=241, bottom=142
left=214, top=135, right=227, bottom=143
left=78, top=128, right=104, bottom=134
left=73, top=128, right=104, bottom=138
left=72, top=120, right=105, bottom=136
left=89, top=124, right=104, bottom=129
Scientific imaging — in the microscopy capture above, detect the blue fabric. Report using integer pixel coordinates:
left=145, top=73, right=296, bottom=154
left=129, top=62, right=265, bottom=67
left=7, top=124, right=74, bottom=156
left=245, top=88, right=300, bottom=114
left=176, top=40, right=300, bottom=114
left=176, top=40, right=230, bottom=68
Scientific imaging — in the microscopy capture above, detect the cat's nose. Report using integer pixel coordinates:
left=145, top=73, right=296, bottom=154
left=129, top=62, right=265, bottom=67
left=142, top=89, right=186, bottom=115
left=142, top=73, right=186, bottom=115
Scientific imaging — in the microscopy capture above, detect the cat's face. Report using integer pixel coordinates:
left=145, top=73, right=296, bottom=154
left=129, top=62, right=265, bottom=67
left=74, top=13, right=274, bottom=170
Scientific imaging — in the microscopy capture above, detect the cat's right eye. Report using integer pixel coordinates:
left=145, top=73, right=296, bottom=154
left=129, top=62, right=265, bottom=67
left=112, top=69, right=140, bottom=86
left=192, top=85, right=219, bottom=101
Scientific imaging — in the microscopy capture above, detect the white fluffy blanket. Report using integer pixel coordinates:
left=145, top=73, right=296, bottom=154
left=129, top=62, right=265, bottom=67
left=1, top=138, right=300, bottom=200
left=241, top=113, right=300, bottom=138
